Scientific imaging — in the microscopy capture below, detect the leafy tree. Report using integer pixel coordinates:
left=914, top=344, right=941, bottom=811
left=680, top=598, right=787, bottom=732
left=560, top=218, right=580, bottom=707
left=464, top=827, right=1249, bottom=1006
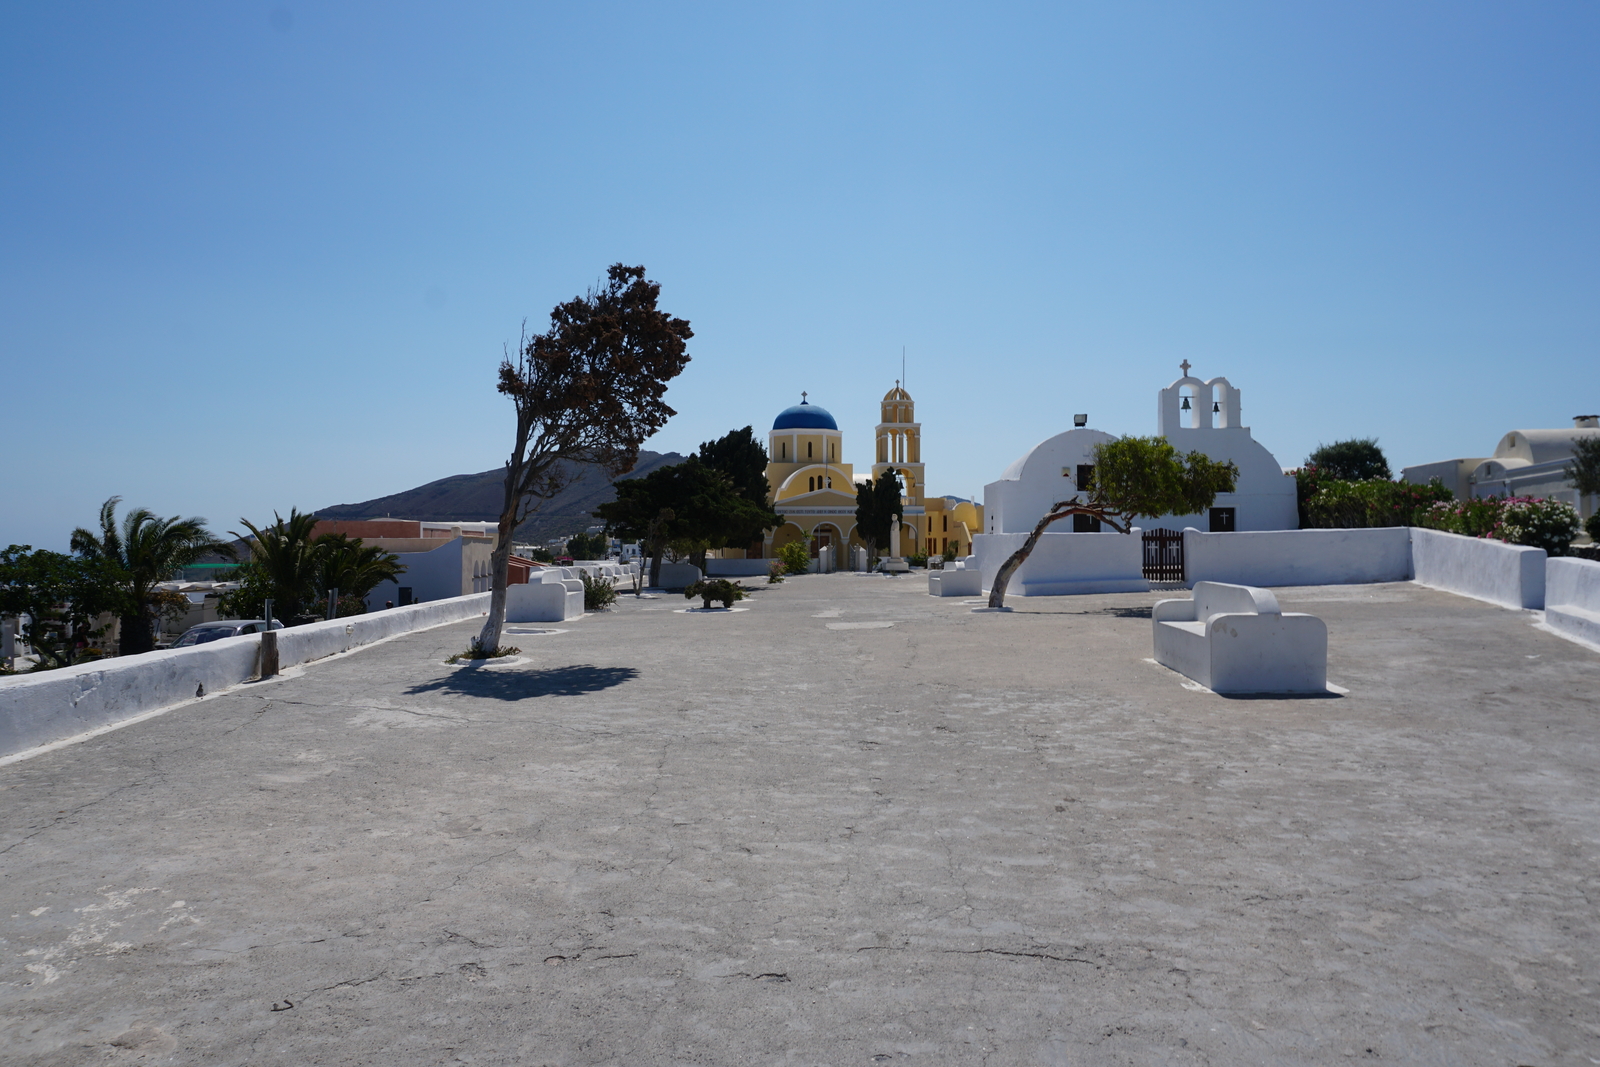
left=853, top=469, right=905, bottom=565
left=987, top=437, right=1238, bottom=607
left=697, top=426, right=771, bottom=505
left=1305, top=438, right=1391, bottom=481
left=70, top=496, right=232, bottom=655
left=1569, top=436, right=1600, bottom=498
left=0, top=545, right=121, bottom=670
left=597, top=458, right=779, bottom=576
left=478, top=264, right=692, bottom=654
left=565, top=531, right=609, bottom=560
left=314, top=533, right=405, bottom=606
left=776, top=539, right=811, bottom=576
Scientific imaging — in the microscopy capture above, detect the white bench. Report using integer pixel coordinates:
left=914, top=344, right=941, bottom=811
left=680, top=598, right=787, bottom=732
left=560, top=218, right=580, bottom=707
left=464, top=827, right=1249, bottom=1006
left=1546, top=557, right=1600, bottom=648
left=1153, top=581, right=1327, bottom=694
left=928, top=559, right=983, bottom=597
left=505, top=571, right=584, bottom=622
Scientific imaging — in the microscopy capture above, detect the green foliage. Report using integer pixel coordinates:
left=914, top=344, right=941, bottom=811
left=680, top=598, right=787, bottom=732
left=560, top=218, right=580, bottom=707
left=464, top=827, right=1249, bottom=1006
left=1418, top=496, right=1582, bottom=555
left=766, top=562, right=786, bottom=584
left=565, top=531, right=609, bottom=560
left=525, top=546, right=555, bottom=563
left=0, top=545, right=120, bottom=670
left=597, top=458, right=780, bottom=571
left=315, top=533, right=405, bottom=600
left=70, top=496, right=232, bottom=656
left=776, top=539, right=811, bottom=576
left=1569, top=437, right=1600, bottom=498
left=1090, top=437, right=1239, bottom=518
left=942, top=541, right=959, bottom=562
left=222, top=512, right=405, bottom=623
left=906, top=552, right=929, bottom=568
left=1587, top=510, right=1600, bottom=543
left=684, top=578, right=748, bottom=609
left=580, top=570, right=618, bottom=610
left=1298, top=476, right=1453, bottom=529
left=1305, top=438, right=1391, bottom=481
left=450, top=644, right=521, bottom=663
left=697, top=426, right=771, bottom=505
left=854, top=470, right=905, bottom=560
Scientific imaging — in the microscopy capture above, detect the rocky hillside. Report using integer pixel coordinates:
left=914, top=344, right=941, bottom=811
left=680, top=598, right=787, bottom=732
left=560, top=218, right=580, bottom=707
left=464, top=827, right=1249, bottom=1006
left=316, top=450, right=686, bottom=544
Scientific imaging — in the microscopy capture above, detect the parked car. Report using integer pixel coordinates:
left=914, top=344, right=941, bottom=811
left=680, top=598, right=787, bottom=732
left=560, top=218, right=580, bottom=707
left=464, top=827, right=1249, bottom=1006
left=172, top=619, right=283, bottom=647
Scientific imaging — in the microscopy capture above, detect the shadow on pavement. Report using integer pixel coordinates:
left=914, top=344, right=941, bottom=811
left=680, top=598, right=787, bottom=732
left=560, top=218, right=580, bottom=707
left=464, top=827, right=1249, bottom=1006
left=405, top=664, right=639, bottom=701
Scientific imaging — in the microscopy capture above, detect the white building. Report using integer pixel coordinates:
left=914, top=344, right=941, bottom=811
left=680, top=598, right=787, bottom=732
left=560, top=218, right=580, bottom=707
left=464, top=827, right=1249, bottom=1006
left=1403, top=415, right=1600, bottom=522
left=983, top=365, right=1297, bottom=536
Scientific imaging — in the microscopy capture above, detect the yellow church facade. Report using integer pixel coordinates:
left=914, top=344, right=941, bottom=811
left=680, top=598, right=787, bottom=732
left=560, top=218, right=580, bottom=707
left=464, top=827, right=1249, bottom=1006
left=758, top=385, right=982, bottom=562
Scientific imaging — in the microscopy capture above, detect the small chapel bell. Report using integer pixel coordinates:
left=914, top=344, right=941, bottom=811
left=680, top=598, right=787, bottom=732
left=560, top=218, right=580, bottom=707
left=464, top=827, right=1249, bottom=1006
left=1180, top=396, right=1191, bottom=411
left=1213, top=401, right=1220, bottom=413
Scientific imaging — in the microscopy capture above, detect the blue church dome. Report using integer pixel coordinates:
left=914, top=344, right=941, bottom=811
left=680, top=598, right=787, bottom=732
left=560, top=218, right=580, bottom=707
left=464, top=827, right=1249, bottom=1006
left=773, top=400, right=838, bottom=431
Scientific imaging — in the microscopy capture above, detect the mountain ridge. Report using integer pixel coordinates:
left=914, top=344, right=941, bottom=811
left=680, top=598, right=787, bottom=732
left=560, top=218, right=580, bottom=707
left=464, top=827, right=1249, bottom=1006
left=316, top=450, right=687, bottom=544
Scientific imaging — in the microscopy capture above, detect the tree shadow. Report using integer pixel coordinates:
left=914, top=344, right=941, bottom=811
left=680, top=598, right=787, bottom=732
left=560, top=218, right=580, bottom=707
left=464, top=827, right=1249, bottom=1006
left=405, top=663, right=639, bottom=701
left=1007, top=606, right=1154, bottom=619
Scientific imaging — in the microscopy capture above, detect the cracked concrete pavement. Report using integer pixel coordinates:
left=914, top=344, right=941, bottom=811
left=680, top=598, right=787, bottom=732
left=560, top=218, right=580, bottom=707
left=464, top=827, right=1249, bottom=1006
left=3, top=573, right=1599, bottom=1065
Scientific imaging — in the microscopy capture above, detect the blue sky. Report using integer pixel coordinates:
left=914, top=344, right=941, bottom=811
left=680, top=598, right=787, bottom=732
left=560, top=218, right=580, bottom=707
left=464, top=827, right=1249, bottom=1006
left=3, top=2, right=1596, bottom=550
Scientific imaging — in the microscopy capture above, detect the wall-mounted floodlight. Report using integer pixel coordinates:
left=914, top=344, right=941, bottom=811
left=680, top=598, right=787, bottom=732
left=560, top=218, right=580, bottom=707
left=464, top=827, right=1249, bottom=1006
left=1073, top=414, right=1088, bottom=427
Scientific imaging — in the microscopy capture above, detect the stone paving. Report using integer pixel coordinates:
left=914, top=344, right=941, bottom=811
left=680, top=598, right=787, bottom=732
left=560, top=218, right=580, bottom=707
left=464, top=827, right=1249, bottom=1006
left=2, top=573, right=1599, bottom=1065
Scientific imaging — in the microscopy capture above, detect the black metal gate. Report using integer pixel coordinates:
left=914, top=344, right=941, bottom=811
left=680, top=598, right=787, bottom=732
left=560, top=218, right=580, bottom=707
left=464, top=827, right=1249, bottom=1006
left=1142, top=529, right=1184, bottom=582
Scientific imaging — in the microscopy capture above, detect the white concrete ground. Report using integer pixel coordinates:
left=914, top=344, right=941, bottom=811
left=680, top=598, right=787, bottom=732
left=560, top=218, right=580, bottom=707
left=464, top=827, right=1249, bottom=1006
left=2, top=575, right=1599, bottom=1065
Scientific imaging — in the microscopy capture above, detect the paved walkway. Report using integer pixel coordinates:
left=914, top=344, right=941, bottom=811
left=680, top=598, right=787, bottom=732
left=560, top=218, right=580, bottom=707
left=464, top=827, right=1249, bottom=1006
left=3, top=574, right=1599, bottom=1065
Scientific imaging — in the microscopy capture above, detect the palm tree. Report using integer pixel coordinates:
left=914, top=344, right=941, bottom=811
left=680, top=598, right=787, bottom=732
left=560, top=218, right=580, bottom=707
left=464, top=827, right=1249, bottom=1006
left=232, top=509, right=325, bottom=624
left=71, top=496, right=232, bottom=656
left=314, top=533, right=405, bottom=608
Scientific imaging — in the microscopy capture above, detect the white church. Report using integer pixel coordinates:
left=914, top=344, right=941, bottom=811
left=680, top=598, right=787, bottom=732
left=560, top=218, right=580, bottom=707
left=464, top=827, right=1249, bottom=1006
left=972, top=366, right=1296, bottom=596
left=984, top=364, right=1297, bottom=536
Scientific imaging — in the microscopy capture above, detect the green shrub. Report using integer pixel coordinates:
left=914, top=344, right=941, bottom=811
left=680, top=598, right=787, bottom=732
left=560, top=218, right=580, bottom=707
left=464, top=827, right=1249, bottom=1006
left=684, top=578, right=749, bottom=609
left=579, top=570, right=618, bottom=610
left=942, top=542, right=959, bottom=562
left=766, top=561, right=786, bottom=584
left=1297, top=474, right=1452, bottom=529
left=450, top=644, right=520, bottom=663
left=1586, top=510, right=1600, bottom=543
left=777, top=540, right=811, bottom=576
left=906, top=552, right=929, bottom=568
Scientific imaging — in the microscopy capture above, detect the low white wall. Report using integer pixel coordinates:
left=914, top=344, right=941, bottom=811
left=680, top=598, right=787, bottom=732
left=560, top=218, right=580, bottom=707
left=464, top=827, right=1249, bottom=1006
left=1184, top=527, right=1412, bottom=588
left=1545, top=557, right=1600, bottom=647
left=706, top=559, right=772, bottom=577
left=972, top=531, right=1148, bottom=596
left=1410, top=527, right=1545, bottom=610
left=0, top=593, right=491, bottom=759
left=655, top=563, right=702, bottom=592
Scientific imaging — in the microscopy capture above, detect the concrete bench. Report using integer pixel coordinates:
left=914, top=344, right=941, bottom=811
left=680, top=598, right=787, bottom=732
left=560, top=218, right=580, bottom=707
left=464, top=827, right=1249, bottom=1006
left=505, top=572, right=584, bottom=623
left=1546, top=557, right=1600, bottom=648
left=928, top=561, right=983, bottom=597
left=1153, top=581, right=1327, bottom=694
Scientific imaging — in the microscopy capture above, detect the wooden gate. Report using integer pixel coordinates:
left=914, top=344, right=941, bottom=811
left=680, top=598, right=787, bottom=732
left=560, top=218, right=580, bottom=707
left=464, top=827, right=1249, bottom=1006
left=1142, top=529, right=1184, bottom=582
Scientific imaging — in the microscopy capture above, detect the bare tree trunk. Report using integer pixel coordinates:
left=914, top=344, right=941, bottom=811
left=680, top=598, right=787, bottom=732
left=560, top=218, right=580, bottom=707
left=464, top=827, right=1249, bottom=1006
left=648, top=550, right=663, bottom=588
left=476, top=514, right=516, bottom=653
left=986, top=501, right=1127, bottom=609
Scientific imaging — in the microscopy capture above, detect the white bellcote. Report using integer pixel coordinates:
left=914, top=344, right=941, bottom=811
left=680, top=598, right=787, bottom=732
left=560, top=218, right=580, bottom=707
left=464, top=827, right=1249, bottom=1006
left=1157, top=361, right=1243, bottom=435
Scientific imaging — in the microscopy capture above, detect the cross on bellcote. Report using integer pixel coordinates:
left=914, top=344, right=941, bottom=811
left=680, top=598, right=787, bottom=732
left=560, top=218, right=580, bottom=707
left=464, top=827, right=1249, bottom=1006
left=1179, top=359, right=1192, bottom=377
left=801, top=391, right=807, bottom=403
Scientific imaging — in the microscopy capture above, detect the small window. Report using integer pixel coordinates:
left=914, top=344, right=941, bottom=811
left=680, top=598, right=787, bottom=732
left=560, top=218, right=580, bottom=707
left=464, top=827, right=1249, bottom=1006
left=1076, top=464, right=1095, bottom=490
left=808, top=476, right=815, bottom=492
left=1209, top=507, right=1236, bottom=532
left=781, top=442, right=786, bottom=459
left=807, top=441, right=813, bottom=458
left=942, top=515, right=948, bottom=532
left=1073, top=514, right=1101, bottom=533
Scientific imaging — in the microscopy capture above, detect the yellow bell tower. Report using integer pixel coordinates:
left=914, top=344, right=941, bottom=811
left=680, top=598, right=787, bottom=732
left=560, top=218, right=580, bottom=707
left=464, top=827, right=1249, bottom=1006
left=873, top=381, right=924, bottom=507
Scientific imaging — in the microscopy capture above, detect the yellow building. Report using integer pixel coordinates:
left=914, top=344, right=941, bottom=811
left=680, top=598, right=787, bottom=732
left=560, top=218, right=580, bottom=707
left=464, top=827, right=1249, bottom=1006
left=763, top=393, right=858, bottom=559
left=872, top=383, right=983, bottom=559
left=761, top=386, right=983, bottom=562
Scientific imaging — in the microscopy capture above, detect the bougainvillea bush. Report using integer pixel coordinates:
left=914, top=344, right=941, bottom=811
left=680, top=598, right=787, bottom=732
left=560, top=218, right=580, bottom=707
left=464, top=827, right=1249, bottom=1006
left=1417, top=496, right=1581, bottom=556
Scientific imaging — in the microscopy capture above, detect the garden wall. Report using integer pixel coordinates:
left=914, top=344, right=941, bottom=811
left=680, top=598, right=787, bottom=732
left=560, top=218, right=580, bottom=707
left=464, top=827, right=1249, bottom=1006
left=1544, top=557, right=1600, bottom=648
left=0, top=593, right=491, bottom=760
left=1409, top=527, right=1545, bottom=610
left=1183, top=527, right=1413, bottom=588
left=706, top=559, right=772, bottom=577
left=971, top=531, right=1148, bottom=596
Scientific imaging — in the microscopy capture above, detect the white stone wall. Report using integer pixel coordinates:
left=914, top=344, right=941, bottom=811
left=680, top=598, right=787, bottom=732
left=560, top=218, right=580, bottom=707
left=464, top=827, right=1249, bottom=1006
left=971, top=530, right=1148, bottom=596
left=1183, top=528, right=1412, bottom=587
left=1410, top=527, right=1545, bottom=610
